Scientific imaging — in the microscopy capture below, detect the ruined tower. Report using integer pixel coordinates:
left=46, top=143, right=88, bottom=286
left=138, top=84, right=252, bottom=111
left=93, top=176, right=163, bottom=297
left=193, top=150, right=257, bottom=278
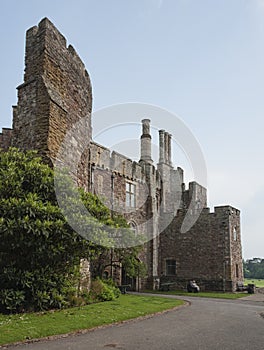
left=12, top=18, right=92, bottom=187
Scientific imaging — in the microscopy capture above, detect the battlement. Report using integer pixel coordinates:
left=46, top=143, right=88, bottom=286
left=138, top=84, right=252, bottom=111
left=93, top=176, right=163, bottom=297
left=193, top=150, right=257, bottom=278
left=90, top=141, right=144, bottom=181
left=213, top=205, right=240, bottom=216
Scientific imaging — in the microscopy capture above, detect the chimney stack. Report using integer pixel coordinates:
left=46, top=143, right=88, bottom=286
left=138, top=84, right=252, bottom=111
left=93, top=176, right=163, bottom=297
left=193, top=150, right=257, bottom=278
left=140, top=119, right=153, bottom=164
left=159, top=130, right=172, bottom=166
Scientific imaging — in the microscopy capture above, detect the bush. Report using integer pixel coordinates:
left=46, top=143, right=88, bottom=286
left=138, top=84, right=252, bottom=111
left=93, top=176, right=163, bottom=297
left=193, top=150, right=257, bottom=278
left=89, top=278, right=120, bottom=302
left=103, top=278, right=121, bottom=299
left=0, top=289, right=25, bottom=313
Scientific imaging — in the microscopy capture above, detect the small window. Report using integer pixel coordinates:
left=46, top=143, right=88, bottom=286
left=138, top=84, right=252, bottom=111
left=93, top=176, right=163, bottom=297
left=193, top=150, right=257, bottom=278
left=236, top=264, right=239, bottom=278
left=166, top=259, right=176, bottom=276
left=129, top=222, right=137, bottom=235
left=96, top=151, right=101, bottom=165
left=126, top=182, right=136, bottom=208
left=233, top=227, right=237, bottom=241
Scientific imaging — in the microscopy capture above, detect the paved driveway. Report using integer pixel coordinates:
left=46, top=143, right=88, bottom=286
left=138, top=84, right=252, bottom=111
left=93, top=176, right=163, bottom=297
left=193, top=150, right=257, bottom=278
left=5, top=294, right=264, bottom=350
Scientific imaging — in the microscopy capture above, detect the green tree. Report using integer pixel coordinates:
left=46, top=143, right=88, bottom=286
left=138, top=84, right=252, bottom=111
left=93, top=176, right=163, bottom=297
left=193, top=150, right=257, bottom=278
left=0, top=149, right=102, bottom=312
left=79, top=190, right=146, bottom=280
left=243, top=258, right=264, bottom=279
left=0, top=148, right=145, bottom=313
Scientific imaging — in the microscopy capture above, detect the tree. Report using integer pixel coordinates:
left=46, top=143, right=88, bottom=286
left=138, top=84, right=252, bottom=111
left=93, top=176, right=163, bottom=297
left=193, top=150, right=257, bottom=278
left=0, top=149, right=103, bottom=312
left=243, top=258, right=264, bottom=279
left=79, top=190, right=146, bottom=281
left=0, top=148, right=145, bottom=313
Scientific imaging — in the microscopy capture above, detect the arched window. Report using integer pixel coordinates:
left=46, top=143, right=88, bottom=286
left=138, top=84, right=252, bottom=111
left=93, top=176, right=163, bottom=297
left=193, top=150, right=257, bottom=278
left=129, top=222, right=137, bottom=235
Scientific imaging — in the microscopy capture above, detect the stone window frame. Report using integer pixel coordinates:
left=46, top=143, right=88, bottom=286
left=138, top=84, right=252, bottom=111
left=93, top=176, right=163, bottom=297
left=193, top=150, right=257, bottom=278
left=129, top=221, right=137, bottom=235
left=126, top=181, right=136, bottom=208
left=165, top=259, right=177, bottom=276
left=233, top=226, right=237, bottom=241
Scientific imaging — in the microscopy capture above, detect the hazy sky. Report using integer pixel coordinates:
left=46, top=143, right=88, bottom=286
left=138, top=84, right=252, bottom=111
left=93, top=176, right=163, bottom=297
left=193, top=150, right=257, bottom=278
left=0, top=0, right=263, bottom=259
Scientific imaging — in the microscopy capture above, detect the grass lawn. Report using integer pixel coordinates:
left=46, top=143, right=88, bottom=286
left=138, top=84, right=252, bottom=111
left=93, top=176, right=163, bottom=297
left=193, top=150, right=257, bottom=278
left=0, top=295, right=184, bottom=346
left=244, top=278, right=264, bottom=288
left=144, top=290, right=246, bottom=299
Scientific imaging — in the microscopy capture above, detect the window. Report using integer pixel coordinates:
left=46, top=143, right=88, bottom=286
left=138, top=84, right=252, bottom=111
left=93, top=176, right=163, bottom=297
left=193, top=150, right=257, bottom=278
left=166, top=259, right=176, bottom=276
left=236, top=264, right=239, bottom=278
left=126, top=182, right=136, bottom=208
left=96, top=151, right=101, bottom=165
left=233, top=227, right=237, bottom=241
left=129, top=222, right=137, bottom=235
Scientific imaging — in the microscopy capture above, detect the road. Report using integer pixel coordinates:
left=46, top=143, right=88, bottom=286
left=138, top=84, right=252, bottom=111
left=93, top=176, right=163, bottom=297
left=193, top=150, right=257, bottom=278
left=5, top=294, right=264, bottom=350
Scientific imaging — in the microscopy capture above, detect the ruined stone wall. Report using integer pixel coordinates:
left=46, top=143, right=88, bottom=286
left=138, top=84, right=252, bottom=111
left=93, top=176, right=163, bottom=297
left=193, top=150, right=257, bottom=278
left=12, top=18, right=92, bottom=187
left=0, top=128, right=13, bottom=151
left=159, top=205, right=243, bottom=291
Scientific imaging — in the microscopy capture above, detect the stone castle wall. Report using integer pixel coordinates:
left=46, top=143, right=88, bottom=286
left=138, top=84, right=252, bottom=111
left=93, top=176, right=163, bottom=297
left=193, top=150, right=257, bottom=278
left=159, top=206, right=243, bottom=291
left=0, top=18, right=244, bottom=292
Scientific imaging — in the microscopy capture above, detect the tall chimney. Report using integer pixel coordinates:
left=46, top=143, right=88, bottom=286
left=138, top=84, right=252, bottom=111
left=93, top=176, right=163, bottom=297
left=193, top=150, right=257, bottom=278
left=164, top=132, right=169, bottom=164
left=140, top=119, right=153, bottom=163
left=159, top=130, right=165, bottom=163
left=168, top=133, right=172, bottom=165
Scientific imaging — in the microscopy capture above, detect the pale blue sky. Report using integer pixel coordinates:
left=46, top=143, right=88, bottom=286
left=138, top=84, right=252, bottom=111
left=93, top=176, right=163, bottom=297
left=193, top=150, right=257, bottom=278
left=0, top=0, right=264, bottom=259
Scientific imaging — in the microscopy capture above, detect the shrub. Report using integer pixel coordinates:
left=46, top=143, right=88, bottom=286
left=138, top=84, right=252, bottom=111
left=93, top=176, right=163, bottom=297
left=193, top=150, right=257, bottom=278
left=89, top=278, right=120, bottom=302
left=0, top=289, right=25, bottom=314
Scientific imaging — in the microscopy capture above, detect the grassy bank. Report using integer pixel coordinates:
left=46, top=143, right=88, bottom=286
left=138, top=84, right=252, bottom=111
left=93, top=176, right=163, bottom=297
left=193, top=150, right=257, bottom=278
left=144, top=290, right=246, bottom=299
left=0, top=295, right=184, bottom=346
left=244, top=279, right=264, bottom=288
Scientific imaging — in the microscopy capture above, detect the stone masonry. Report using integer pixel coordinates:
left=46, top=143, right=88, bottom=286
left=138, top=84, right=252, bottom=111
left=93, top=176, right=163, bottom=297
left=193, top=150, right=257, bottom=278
left=12, top=18, right=92, bottom=188
left=0, top=18, right=244, bottom=292
left=0, top=128, right=12, bottom=151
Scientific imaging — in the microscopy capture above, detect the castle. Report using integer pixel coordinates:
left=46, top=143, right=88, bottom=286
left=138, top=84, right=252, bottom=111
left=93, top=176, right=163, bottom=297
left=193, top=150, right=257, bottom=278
left=0, top=18, right=243, bottom=292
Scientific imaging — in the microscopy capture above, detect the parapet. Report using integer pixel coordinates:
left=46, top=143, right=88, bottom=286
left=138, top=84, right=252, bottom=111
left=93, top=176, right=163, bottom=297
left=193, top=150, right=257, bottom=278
left=90, top=142, right=145, bottom=181
left=214, top=206, right=240, bottom=216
